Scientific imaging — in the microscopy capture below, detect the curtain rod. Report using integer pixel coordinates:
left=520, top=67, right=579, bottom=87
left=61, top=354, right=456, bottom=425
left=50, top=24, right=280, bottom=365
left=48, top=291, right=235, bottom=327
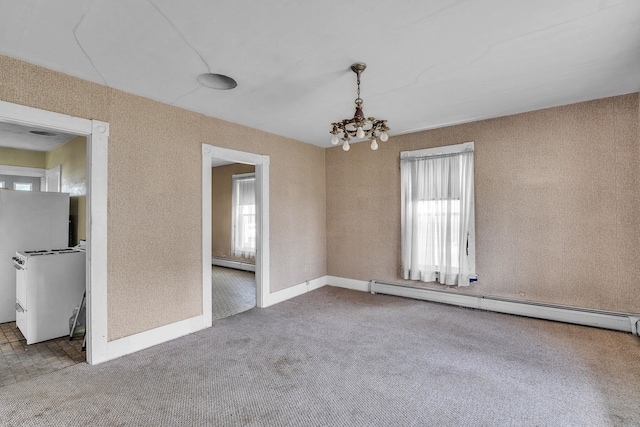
left=400, top=150, right=473, bottom=161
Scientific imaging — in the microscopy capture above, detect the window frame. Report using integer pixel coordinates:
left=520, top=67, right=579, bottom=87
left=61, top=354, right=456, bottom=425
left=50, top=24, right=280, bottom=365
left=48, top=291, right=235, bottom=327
left=400, top=141, right=476, bottom=280
left=13, top=182, right=33, bottom=191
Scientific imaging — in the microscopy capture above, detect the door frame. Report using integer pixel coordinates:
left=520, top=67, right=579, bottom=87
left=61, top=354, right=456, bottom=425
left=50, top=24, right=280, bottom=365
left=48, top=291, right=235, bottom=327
left=0, top=100, right=108, bottom=365
left=45, top=165, right=61, bottom=192
left=202, top=144, right=270, bottom=314
left=0, top=165, right=47, bottom=191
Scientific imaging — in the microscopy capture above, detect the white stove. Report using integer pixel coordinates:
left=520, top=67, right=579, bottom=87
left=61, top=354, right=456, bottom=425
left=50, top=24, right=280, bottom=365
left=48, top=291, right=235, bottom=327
left=12, top=248, right=86, bottom=344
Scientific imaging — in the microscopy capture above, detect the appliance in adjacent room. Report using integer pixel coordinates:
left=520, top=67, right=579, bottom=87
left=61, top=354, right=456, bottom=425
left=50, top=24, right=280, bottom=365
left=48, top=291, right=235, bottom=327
left=0, top=189, right=70, bottom=323
left=12, top=248, right=86, bottom=344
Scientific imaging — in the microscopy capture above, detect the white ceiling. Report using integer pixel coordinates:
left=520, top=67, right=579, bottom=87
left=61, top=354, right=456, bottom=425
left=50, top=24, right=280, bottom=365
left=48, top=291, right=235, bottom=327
left=0, top=0, right=639, bottom=148
left=0, top=122, right=77, bottom=151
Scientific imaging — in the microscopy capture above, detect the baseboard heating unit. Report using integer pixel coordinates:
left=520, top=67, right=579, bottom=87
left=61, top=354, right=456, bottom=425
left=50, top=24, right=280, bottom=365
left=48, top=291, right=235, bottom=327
left=211, top=257, right=255, bottom=272
left=370, top=281, right=640, bottom=336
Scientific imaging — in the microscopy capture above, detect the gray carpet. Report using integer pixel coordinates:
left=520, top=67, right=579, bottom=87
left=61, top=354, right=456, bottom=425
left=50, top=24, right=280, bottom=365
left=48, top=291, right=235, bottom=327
left=211, top=266, right=256, bottom=321
left=0, top=286, right=638, bottom=426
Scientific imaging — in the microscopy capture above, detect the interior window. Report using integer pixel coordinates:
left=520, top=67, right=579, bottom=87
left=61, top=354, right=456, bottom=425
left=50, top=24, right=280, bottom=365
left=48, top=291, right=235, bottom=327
left=14, top=182, right=33, bottom=191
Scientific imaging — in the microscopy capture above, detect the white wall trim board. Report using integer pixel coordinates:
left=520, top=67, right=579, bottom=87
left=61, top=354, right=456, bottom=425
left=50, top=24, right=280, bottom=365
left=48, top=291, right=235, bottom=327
left=104, top=314, right=208, bottom=361
left=87, top=120, right=109, bottom=364
left=212, top=257, right=256, bottom=272
left=0, top=165, right=46, bottom=177
left=325, top=276, right=370, bottom=292
left=370, top=280, right=640, bottom=336
left=266, top=276, right=327, bottom=307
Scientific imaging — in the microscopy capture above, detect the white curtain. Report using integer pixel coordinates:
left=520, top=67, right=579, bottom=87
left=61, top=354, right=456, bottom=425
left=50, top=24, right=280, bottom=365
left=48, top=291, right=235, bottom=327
left=232, top=175, right=256, bottom=259
left=401, top=151, right=474, bottom=286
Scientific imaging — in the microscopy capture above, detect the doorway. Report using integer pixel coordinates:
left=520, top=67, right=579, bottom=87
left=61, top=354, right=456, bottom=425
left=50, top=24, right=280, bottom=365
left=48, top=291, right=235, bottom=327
left=0, top=132, right=89, bottom=385
left=202, top=144, right=270, bottom=326
left=0, top=100, right=109, bottom=365
left=211, top=162, right=257, bottom=319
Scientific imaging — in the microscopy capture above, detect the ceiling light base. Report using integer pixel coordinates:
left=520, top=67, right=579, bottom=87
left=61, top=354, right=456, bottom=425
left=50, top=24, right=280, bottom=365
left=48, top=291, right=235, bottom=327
left=350, top=62, right=367, bottom=74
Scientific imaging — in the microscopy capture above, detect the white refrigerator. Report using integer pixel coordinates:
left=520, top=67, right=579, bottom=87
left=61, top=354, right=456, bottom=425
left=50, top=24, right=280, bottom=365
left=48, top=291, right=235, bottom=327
left=0, top=189, right=69, bottom=323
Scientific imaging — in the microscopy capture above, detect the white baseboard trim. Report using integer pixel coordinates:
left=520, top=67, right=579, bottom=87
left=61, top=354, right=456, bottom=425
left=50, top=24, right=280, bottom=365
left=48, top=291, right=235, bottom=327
left=97, top=314, right=208, bottom=364
left=212, top=257, right=256, bottom=272
left=98, top=275, right=327, bottom=362
left=326, top=276, right=370, bottom=292
left=370, top=280, right=640, bottom=335
left=266, top=276, right=327, bottom=307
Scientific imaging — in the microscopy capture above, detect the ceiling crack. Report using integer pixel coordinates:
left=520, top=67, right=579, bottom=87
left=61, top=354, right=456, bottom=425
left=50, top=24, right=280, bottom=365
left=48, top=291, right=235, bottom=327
left=394, top=0, right=468, bottom=33
left=400, top=3, right=616, bottom=92
left=73, top=0, right=108, bottom=86
left=146, top=0, right=212, bottom=76
left=170, top=85, right=202, bottom=106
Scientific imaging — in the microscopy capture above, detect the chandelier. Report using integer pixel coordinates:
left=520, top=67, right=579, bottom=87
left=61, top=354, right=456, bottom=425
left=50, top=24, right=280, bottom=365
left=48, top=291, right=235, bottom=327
left=330, top=62, right=389, bottom=151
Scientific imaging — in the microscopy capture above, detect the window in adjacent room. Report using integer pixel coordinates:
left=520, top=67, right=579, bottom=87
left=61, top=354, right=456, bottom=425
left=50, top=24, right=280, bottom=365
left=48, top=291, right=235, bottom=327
left=0, top=181, right=5, bottom=189
left=231, top=173, right=256, bottom=259
left=400, top=141, right=476, bottom=286
left=13, top=182, right=33, bottom=191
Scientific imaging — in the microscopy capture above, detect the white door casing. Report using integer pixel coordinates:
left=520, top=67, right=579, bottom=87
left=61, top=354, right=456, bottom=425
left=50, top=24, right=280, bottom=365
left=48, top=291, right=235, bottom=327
left=0, top=100, right=108, bottom=365
left=45, top=165, right=61, bottom=192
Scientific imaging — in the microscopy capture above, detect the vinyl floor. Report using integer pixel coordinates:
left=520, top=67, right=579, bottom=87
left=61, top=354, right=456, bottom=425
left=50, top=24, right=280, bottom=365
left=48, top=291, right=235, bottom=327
left=0, top=322, right=84, bottom=387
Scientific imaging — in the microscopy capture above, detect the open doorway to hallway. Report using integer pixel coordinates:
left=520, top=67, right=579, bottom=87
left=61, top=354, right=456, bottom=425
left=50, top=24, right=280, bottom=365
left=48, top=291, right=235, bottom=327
left=211, top=160, right=257, bottom=320
left=202, top=144, right=270, bottom=324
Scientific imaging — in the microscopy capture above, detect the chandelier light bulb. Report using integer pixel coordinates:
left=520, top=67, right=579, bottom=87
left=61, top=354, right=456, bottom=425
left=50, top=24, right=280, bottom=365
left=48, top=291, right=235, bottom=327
left=356, top=126, right=365, bottom=139
left=342, top=141, right=350, bottom=151
left=370, top=139, right=378, bottom=150
left=380, top=131, right=389, bottom=142
left=331, top=134, right=339, bottom=145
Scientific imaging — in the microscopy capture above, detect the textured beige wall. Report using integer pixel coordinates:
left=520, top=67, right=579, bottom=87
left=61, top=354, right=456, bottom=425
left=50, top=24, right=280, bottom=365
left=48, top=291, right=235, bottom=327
left=46, top=136, right=87, bottom=244
left=0, top=54, right=327, bottom=340
left=200, top=119, right=327, bottom=291
left=212, top=163, right=255, bottom=262
left=0, top=147, right=46, bottom=168
left=327, top=93, right=640, bottom=313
